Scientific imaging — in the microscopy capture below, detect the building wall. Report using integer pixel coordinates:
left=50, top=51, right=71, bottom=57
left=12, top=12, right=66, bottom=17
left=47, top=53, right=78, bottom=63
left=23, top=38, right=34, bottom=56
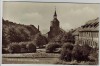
left=78, top=31, right=99, bottom=48
left=48, top=26, right=60, bottom=40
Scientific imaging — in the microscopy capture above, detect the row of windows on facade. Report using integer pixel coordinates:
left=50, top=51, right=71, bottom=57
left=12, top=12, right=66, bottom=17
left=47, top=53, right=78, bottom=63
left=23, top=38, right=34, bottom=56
left=79, top=32, right=98, bottom=38
left=78, top=39, right=98, bottom=48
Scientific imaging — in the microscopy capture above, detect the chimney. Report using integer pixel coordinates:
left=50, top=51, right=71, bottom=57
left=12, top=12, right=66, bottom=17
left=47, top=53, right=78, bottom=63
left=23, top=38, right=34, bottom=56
left=38, top=25, right=39, bottom=31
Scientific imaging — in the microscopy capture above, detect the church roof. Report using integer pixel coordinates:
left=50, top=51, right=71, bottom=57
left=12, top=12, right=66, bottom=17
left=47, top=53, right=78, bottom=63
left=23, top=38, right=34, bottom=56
left=52, top=18, right=59, bottom=22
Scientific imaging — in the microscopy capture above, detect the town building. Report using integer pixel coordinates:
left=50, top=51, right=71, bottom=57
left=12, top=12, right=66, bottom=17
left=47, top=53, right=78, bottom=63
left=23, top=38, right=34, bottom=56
left=73, top=18, right=99, bottom=48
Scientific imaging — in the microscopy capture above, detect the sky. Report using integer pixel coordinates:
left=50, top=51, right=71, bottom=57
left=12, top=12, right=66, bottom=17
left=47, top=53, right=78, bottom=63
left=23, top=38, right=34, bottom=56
left=3, top=2, right=100, bottom=34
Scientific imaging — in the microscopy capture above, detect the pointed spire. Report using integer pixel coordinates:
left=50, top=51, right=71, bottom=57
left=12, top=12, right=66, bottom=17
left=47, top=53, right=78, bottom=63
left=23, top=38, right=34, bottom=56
left=54, top=7, right=57, bottom=16
left=54, top=6, right=57, bottom=18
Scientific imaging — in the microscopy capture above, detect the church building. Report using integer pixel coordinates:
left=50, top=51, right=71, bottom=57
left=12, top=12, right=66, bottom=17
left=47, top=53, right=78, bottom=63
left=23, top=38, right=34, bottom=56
left=48, top=9, right=60, bottom=40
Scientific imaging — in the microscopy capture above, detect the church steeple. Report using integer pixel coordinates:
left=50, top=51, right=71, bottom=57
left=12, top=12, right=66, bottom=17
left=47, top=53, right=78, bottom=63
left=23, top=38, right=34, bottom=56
left=53, top=7, right=57, bottom=18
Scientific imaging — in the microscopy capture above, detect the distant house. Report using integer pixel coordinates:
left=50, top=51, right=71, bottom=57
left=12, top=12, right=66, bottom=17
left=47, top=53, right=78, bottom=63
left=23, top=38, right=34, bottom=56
left=73, top=18, right=99, bottom=48
left=72, top=27, right=81, bottom=44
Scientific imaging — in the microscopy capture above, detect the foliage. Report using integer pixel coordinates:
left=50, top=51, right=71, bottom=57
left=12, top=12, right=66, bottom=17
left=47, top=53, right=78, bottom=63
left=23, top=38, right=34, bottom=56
left=60, top=43, right=93, bottom=62
left=34, top=33, right=48, bottom=48
left=72, top=44, right=92, bottom=61
left=63, top=32, right=75, bottom=44
left=19, top=42, right=28, bottom=53
left=2, top=25, right=10, bottom=48
left=26, top=42, right=36, bottom=53
left=8, top=42, right=21, bottom=53
left=2, top=19, right=39, bottom=48
left=88, top=48, right=98, bottom=63
left=2, top=48, right=9, bottom=54
left=46, top=43, right=60, bottom=53
left=6, top=41, right=37, bottom=53
left=60, top=42, right=73, bottom=61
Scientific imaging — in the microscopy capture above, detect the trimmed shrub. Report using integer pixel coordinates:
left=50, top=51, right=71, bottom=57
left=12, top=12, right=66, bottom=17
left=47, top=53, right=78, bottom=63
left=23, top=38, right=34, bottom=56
left=8, top=42, right=21, bottom=53
left=60, top=42, right=73, bottom=61
left=26, top=43, right=36, bottom=53
left=46, top=43, right=60, bottom=53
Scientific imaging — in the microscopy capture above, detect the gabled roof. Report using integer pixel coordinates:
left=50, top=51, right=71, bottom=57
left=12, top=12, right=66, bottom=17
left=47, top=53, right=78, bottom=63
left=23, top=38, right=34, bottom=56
left=72, top=27, right=81, bottom=35
left=80, top=17, right=99, bottom=32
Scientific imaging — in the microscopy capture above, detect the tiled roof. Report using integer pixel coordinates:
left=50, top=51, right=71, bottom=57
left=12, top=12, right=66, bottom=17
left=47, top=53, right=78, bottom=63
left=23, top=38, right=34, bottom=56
left=80, top=17, right=99, bottom=32
left=72, top=27, right=81, bottom=35
left=72, top=18, right=99, bottom=35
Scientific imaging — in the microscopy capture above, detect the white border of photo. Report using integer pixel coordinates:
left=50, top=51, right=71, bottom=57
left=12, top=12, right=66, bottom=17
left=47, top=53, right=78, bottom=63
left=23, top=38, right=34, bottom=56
left=2, top=0, right=100, bottom=3
left=0, top=0, right=100, bottom=66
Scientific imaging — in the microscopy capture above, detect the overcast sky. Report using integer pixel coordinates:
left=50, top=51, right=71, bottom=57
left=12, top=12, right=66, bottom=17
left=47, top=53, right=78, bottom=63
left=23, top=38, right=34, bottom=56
left=3, top=2, right=100, bottom=34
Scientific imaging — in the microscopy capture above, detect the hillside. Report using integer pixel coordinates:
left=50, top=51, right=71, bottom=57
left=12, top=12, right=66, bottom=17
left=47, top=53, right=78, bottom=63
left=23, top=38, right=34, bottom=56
left=2, top=19, right=39, bottom=48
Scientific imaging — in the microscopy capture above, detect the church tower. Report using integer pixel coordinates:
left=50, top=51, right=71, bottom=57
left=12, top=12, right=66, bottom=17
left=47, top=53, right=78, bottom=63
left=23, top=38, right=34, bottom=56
left=48, top=8, right=60, bottom=40
left=50, top=8, right=59, bottom=28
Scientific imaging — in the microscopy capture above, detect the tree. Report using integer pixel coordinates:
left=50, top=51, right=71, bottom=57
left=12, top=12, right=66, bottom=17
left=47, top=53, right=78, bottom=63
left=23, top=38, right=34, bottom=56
left=2, top=26, right=10, bottom=48
left=19, top=42, right=28, bottom=53
left=60, top=42, right=73, bottom=61
left=2, top=19, right=40, bottom=48
left=34, top=33, right=48, bottom=48
left=72, top=44, right=92, bottom=61
left=63, top=32, right=75, bottom=44
left=46, top=43, right=60, bottom=53
left=8, top=43, right=21, bottom=53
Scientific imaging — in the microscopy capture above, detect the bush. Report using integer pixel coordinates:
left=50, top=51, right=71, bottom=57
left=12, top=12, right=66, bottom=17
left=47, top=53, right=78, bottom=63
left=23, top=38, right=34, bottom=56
left=26, top=42, right=36, bottom=53
left=60, top=42, right=73, bottom=61
left=19, top=42, right=28, bottom=53
left=62, top=42, right=73, bottom=50
left=46, top=43, right=60, bottom=53
left=72, top=44, right=92, bottom=61
left=88, top=48, right=98, bottom=62
left=60, top=43, right=92, bottom=62
left=2, top=48, right=9, bottom=54
left=72, top=44, right=83, bottom=61
left=8, top=42, right=21, bottom=53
